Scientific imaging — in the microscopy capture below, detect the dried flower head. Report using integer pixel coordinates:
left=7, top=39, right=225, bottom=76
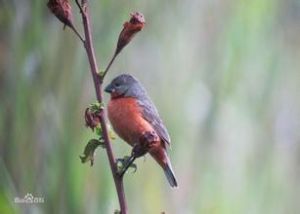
left=115, top=12, right=145, bottom=55
left=47, top=0, right=74, bottom=29
left=84, top=106, right=101, bottom=131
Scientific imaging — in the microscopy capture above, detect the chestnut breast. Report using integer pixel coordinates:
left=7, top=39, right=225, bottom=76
left=107, top=97, right=155, bottom=146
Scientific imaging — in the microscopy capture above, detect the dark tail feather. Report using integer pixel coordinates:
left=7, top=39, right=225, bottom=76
left=164, top=162, right=178, bottom=188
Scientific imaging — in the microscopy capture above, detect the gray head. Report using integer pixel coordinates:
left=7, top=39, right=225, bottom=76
left=105, top=74, right=146, bottom=99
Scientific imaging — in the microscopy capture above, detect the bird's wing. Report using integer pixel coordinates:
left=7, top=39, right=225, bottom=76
left=137, top=98, right=171, bottom=148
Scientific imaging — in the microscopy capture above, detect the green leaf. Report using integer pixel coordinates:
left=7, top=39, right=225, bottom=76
left=95, top=126, right=103, bottom=137
left=80, top=139, right=105, bottom=166
left=99, top=70, right=105, bottom=78
left=90, top=102, right=103, bottom=112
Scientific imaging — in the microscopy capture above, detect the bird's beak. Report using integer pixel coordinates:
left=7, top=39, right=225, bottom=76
left=105, top=84, right=115, bottom=93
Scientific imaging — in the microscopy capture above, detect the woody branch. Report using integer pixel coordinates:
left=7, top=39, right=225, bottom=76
left=75, top=0, right=127, bottom=213
left=47, top=0, right=145, bottom=213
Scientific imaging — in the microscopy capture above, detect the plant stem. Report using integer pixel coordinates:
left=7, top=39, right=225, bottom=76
left=78, top=1, right=128, bottom=213
left=101, top=52, right=117, bottom=81
left=69, top=24, right=85, bottom=43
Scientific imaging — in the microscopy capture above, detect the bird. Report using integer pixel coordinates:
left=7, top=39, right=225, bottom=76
left=105, top=74, right=178, bottom=187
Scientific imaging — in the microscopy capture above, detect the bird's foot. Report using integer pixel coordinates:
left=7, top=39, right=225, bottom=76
left=116, top=155, right=137, bottom=178
left=115, top=132, right=158, bottom=177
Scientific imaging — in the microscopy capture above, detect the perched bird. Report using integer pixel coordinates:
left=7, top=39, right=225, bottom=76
left=105, top=74, right=178, bottom=187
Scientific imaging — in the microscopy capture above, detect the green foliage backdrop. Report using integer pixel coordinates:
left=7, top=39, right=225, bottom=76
left=1, top=0, right=300, bottom=213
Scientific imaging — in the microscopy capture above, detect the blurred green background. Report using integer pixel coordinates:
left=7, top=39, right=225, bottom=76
left=1, top=0, right=300, bottom=213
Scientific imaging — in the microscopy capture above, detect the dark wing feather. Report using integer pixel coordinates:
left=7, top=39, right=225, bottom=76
left=137, top=98, right=171, bottom=147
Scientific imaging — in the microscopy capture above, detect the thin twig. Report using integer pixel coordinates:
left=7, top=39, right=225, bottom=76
left=78, top=1, right=128, bottom=213
left=69, top=24, right=85, bottom=43
left=101, top=52, right=117, bottom=81
left=75, top=0, right=84, bottom=15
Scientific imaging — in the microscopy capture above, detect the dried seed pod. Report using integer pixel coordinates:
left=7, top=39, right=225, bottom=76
left=115, top=12, right=145, bottom=55
left=47, top=0, right=74, bottom=29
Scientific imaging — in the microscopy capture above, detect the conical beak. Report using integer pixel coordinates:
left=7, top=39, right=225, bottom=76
left=105, top=84, right=115, bottom=93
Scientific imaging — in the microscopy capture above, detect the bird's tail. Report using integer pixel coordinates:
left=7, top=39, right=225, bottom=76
left=150, top=148, right=178, bottom=187
left=164, top=158, right=178, bottom=188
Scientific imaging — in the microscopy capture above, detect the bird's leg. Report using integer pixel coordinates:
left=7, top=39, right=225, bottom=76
left=116, top=143, right=147, bottom=178
left=117, top=131, right=159, bottom=178
left=116, top=155, right=136, bottom=178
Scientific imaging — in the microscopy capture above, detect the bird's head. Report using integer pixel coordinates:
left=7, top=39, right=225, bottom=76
left=105, top=74, right=145, bottom=99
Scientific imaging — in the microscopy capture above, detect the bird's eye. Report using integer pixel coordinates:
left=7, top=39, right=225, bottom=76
left=114, top=82, right=121, bottom=87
